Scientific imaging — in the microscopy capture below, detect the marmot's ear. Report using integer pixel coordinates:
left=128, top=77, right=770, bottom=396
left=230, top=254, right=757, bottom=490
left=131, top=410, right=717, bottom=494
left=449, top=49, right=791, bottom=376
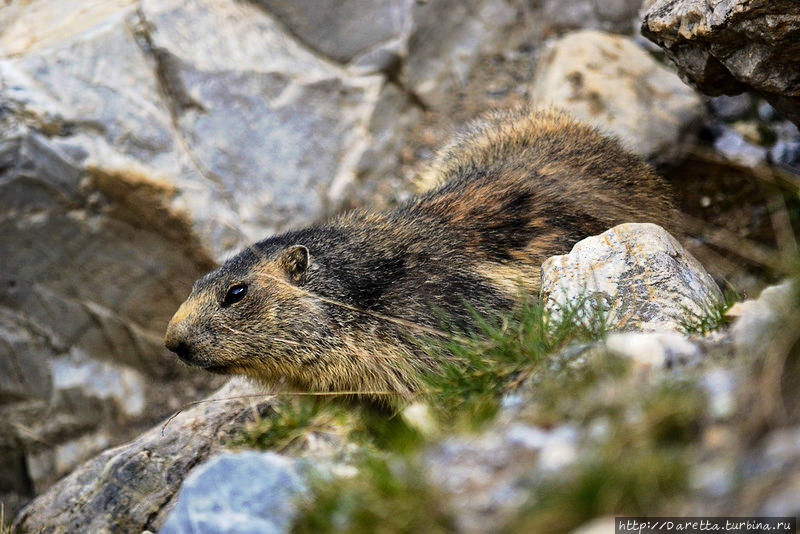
left=280, top=245, right=310, bottom=284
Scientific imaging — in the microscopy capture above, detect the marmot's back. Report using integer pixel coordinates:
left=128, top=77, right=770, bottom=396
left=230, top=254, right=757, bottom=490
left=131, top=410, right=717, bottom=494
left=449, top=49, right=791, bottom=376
left=407, top=107, right=676, bottom=290
left=418, top=108, right=673, bottom=229
left=165, top=107, right=678, bottom=400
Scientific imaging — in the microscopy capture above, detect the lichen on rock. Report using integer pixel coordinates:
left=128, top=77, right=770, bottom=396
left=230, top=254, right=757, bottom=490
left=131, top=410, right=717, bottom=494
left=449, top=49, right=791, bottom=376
left=541, top=223, right=723, bottom=333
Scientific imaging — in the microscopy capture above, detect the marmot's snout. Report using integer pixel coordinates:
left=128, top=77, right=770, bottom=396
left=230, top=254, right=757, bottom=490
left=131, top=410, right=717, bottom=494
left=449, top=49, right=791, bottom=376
left=164, top=319, right=193, bottom=363
left=165, top=302, right=205, bottom=366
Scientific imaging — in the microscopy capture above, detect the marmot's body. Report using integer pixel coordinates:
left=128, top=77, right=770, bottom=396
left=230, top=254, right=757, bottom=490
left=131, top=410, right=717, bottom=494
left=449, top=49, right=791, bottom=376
left=165, top=108, right=675, bottom=399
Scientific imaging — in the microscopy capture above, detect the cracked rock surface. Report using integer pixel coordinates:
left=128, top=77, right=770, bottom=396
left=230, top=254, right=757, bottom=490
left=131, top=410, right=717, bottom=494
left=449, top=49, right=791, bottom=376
left=641, top=0, right=800, bottom=127
left=0, top=117, right=223, bottom=509
left=11, top=379, right=273, bottom=534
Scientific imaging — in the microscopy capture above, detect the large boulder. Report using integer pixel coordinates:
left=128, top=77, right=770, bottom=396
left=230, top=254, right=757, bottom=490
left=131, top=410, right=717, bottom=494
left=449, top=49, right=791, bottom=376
left=641, top=0, right=800, bottom=127
left=0, top=118, right=222, bottom=510
left=1, top=0, right=404, bottom=258
left=530, top=30, right=703, bottom=165
left=246, top=0, right=528, bottom=110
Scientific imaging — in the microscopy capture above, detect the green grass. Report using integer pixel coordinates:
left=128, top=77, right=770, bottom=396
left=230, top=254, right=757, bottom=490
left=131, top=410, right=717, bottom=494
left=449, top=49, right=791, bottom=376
left=292, top=454, right=455, bottom=534
left=231, top=397, right=424, bottom=455
left=422, top=294, right=608, bottom=428
left=289, top=353, right=708, bottom=534
left=679, top=288, right=739, bottom=335
left=1, top=503, right=15, bottom=534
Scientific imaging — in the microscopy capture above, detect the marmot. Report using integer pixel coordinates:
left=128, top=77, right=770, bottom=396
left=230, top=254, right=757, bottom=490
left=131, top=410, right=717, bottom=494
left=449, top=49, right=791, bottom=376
left=164, top=108, right=675, bottom=399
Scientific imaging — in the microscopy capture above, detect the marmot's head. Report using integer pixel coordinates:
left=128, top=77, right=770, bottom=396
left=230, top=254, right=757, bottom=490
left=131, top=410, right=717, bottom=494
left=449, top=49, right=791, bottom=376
left=164, top=241, right=325, bottom=383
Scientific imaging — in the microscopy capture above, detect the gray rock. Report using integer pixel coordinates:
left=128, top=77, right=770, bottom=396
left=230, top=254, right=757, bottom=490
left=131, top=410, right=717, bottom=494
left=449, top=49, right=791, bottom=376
left=399, top=0, right=520, bottom=108
left=605, top=331, right=702, bottom=371
left=198, top=0, right=531, bottom=110
left=425, top=423, right=579, bottom=532
left=770, top=120, right=800, bottom=172
left=689, top=458, right=736, bottom=498
left=541, top=223, right=722, bottom=332
left=699, top=368, right=737, bottom=420
left=758, top=101, right=781, bottom=123
left=1, top=0, right=418, bottom=259
left=0, top=308, right=51, bottom=405
left=404, top=0, right=659, bottom=109
left=641, top=0, right=800, bottom=127
left=728, top=281, right=797, bottom=358
left=772, top=140, right=800, bottom=172
left=12, top=379, right=274, bottom=534
left=160, top=451, right=304, bottom=534
left=0, top=126, right=203, bottom=373
left=530, top=30, right=703, bottom=165
left=0, top=118, right=221, bottom=508
left=713, top=126, right=769, bottom=168
left=249, top=0, right=412, bottom=71
left=242, top=0, right=528, bottom=110
left=539, top=0, right=642, bottom=34
left=708, top=94, right=752, bottom=122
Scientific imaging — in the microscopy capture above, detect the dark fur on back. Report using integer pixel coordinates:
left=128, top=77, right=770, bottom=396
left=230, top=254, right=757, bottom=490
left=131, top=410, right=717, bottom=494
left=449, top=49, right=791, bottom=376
left=165, top=107, right=676, bottom=399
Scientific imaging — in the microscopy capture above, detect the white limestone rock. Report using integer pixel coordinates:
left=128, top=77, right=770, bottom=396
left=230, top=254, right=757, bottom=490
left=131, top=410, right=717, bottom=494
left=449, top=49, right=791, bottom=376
left=541, top=223, right=722, bottom=333
left=530, top=30, right=703, bottom=165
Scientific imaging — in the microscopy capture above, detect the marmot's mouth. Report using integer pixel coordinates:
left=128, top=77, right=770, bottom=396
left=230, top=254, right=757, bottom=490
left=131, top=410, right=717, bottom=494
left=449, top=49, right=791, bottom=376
left=202, top=364, right=233, bottom=374
left=175, top=352, right=232, bottom=374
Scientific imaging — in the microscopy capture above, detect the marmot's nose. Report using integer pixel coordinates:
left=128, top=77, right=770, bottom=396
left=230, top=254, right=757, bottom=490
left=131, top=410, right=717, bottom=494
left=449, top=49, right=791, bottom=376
left=165, top=321, right=192, bottom=361
left=168, top=340, right=193, bottom=362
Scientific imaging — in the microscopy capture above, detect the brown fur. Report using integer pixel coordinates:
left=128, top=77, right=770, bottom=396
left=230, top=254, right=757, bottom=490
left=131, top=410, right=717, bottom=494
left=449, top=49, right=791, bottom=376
left=165, top=107, right=677, bottom=401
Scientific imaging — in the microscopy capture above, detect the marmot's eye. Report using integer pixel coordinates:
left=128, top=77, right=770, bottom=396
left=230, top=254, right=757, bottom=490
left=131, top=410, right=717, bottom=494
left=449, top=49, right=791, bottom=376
left=222, top=283, right=248, bottom=307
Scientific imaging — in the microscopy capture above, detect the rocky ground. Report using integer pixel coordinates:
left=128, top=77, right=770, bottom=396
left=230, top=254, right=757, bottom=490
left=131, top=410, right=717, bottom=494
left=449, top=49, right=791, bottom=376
left=2, top=0, right=800, bottom=532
